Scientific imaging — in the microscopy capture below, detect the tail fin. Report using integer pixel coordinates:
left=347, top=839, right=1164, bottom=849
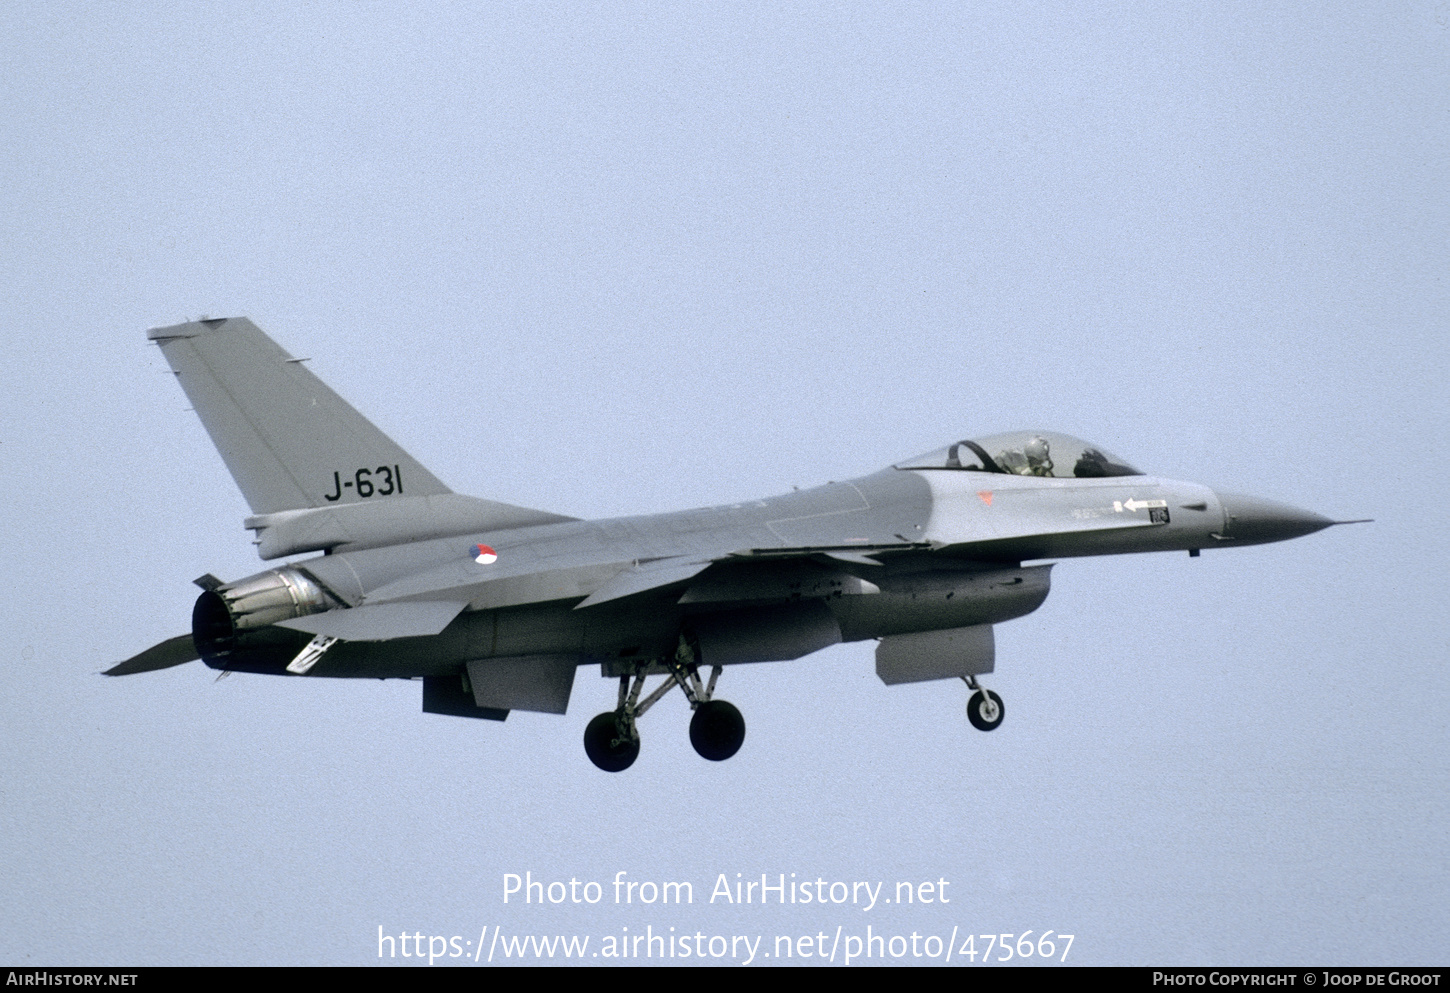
left=149, top=317, right=452, bottom=515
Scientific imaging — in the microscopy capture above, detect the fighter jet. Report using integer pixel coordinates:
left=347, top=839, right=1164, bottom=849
left=110, top=318, right=1360, bottom=771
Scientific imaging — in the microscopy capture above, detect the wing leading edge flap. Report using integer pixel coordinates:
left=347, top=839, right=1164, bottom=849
left=276, top=600, right=468, bottom=641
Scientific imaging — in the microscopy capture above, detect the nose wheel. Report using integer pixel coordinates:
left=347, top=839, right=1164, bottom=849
left=963, top=675, right=1004, bottom=732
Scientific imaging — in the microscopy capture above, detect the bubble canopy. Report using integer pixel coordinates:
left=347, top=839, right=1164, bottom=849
left=896, top=431, right=1143, bottom=479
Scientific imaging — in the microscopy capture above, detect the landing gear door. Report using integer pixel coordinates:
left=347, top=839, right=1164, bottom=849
left=876, top=624, right=994, bottom=685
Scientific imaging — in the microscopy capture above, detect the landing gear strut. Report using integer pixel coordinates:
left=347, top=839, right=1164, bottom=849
left=670, top=635, right=745, bottom=762
left=963, top=674, right=1004, bottom=732
left=583, top=667, right=655, bottom=773
left=583, top=635, right=746, bottom=771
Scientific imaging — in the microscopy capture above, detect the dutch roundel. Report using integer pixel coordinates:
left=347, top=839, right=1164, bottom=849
left=471, top=544, right=498, bottom=565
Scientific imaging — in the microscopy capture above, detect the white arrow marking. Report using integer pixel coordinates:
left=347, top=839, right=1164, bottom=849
left=1114, top=498, right=1168, bottom=513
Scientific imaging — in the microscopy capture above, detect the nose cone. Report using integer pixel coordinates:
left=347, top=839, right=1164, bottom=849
left=1215, top=492, right=1336, bottom=546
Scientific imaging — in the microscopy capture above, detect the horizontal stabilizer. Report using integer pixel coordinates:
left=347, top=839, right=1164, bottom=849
left=574, top=557, right=713, bottom=609
left=104, top=634, right=199, bottom=676
left=276, top=601, right=468, bottom=641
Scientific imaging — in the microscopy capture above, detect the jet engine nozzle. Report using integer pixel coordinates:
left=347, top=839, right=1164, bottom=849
left=192, top=567, right=329, bottom=668
left=1215, top=492, right=1334, bottom=546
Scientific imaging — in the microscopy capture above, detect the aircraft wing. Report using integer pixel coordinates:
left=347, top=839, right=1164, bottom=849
left=354, top=555, right=715, bottom=613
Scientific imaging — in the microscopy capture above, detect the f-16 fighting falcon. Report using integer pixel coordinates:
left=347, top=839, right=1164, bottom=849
left=110, top=318, right=1361, bottom=771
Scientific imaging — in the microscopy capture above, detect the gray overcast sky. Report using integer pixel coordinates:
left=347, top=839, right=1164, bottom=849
left=1, top=2, right=1445, bottom=966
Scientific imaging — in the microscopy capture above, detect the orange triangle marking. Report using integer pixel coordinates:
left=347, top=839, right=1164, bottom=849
left=977, top=490, right=993, bottom=506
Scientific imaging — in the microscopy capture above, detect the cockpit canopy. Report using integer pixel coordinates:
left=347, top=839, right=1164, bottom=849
left=897, top=431, right=1143, bottom=479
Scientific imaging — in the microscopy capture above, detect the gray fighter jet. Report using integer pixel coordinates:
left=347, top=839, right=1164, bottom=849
left=111, top=318, right=1360, bottom=771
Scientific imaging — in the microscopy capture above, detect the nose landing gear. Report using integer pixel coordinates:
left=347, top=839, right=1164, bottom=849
left=963, top=674, right=1004, bottom=732
left=583, top=634, right=746, bottom=771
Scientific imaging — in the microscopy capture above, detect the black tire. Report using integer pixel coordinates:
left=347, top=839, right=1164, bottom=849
left=689, top=700, right=746, bottom=761
left=584, top=711, right=640, bottom=772
left=967, top=689, right=1004, bottom=731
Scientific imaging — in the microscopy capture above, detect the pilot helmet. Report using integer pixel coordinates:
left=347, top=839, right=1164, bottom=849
left=1024, top=435, right=1051, bottom=467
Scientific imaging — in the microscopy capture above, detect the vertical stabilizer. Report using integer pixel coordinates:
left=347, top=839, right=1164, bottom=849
left=149, top=317, right=452, bottom=515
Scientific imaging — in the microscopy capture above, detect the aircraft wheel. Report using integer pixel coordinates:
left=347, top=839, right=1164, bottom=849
left=584, top=711, right=639, bottom=772
left=690, top=700, right=746, bottom=761
left=967, top=689, right=1005, bottom=732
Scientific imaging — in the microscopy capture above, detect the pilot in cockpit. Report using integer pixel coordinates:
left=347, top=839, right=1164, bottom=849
left=995, top=435, right=1055, bottom=476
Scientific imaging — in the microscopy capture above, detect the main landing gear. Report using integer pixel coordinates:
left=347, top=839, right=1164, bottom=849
left=963, top=674, right=1004, bottom=732
left=584, top=636, right=746, bottom=772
